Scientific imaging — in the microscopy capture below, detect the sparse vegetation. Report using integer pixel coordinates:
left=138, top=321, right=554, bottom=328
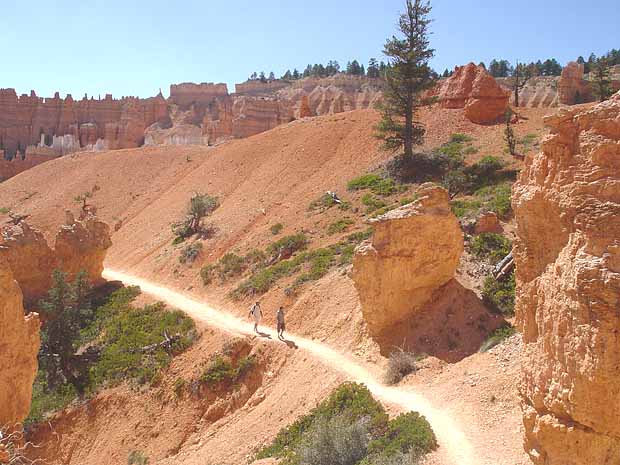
left=218, top=253, right=248, bottom=280
left=172, top=193, right=219, bottom=244
left=267, top=233, right=309, bottom=261
left=200, top=354, right=256, bottom=386
left=327, top=218, right=355, bottom=235
left=0, top=207, right=10, bottom=214
left=479, top=325, right=516, bottom=352
left=482, top=271, right=516, bottom=316
left=256, top=382, right=436, bottom=465
left=270, top=223, right=284, bottom=235
left=504, top=109, right=517, bottom=157
left=451, top=183, right=513, bottom=220
left=362, top=194, right=388, bottom=213
left=469, top=233, right=512, bottom=263
left=347, top=174, right=400, bottom=196
left=384, top=349, right=421, bottom=385
left=179, top=242, right=203, bottom=264
left=231, top=229, right=372, bottom=298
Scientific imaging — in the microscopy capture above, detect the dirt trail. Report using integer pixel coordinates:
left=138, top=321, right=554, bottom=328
left=103, top=268, right=476, bottom=465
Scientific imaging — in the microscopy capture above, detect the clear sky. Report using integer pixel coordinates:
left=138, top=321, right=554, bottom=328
left=2, top=0, right=618, bottom=98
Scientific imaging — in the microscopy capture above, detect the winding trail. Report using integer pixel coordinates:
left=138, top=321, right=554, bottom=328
left=103, top=268, right=476, bottom=465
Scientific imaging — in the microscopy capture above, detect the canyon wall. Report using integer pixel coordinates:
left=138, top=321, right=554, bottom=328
left=513, top=92, right=620, bottom=464
left=0, top=257, right=40, bottom=426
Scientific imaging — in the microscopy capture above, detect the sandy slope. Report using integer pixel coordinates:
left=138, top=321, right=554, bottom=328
left=103, top=268, right=476, bottom=465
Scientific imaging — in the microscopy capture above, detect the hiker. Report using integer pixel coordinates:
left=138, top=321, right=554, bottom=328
left=249, top=301, right=263, bottom=333
left=276, top=306, right=286, bottom=340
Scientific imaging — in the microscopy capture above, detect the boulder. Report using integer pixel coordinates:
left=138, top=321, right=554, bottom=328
left=512, top=91, right=620, bottom=464
left=0, top=257, right=40, bottom=426
left=352, top=184, right=463, bottom=337
left=439, top=63, right=510, bottom=124
left=474, top=211, right=502, bottom=235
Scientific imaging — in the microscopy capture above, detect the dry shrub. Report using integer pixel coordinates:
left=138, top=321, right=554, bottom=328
left=385, top=348, right=418, bottom=385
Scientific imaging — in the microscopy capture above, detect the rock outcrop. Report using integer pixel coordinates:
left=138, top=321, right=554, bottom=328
left=474, top=211, right=502, bottom=235
left=352, top=185, right=463, bottom=338
left=298, top=95, right=313, bottom=118
left=439, top=63, right=510, bottom=124
left=0, top=214, right=111, bottom=307
left=0, top=258, right=40, bottom=426
left=558, top=62, right=593, bottom=105
left=513, top=92, right=620, bottom=464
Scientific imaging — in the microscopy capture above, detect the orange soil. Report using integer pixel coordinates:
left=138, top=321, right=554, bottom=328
left=0, top=106, right=553, bottom=465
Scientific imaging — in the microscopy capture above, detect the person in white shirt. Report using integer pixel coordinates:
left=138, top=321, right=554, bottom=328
left=248, top=301, right=263, bottom=333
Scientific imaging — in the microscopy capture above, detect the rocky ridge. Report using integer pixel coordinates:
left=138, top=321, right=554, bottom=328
left=513, top=91, right=620, bottom=464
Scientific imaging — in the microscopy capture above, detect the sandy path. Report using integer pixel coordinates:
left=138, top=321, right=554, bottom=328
left=103, top=268, right=476, bottom=465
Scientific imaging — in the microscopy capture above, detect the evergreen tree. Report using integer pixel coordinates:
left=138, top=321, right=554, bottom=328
left=303, top=65, right=312, bottom=78
left=259, top=71, right=266, bottom=82
left=591, top=57, right=612, bottom=102
left=292, top=68, right=301, bottom=79
left=375, top=0, right=435, bottom=159
left=442, top=69, right=449, bottom=78
left=268, top=71, right=276, bottom=81
left=282, top=70, right=293, bottom=80
left=39, top=270, right=93, bottom=393
left=250, top=72, right=258, bottom=80
left=367, top=58, right=380, bottom=78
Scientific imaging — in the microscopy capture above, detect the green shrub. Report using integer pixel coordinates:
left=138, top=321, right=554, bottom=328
left=218, top=253, right=247, bottom=280
left=267, top=233, right=308, bottom=260
left=26, top=376, right=76, bottom=425
left=0, top=207, right=10, bottom=214
left=179, top=242, right=202, bottom=264
left=463, top=146, right=479, bottom=155
left=482, top=272, right=516, bottom=316
left=367, top=412, right=437, bottom=460
left=450, top=133, right=473, bottom=143
left=200, top=354, right=256, bottom=386
left=295, top=415, right=371, bottom=465
left=450, top=199, right=482, bottom=218
left=347, top=174, right=383, bottom=191
left=200, top=264, right=216, bottom=285
left=172, top=193, right=219, bottom=243
left=257, top=382, right=436, bottom=465
left=347, top=174, right=400, bottom=196
left=362, top=194, right=387, bottom=213
left=469, top=233, right=512, bottom=263
left=270, top=223, right=284, bottom=235
left=480, top=325, right=516, bottom=352
left=327, top=218, right=354, bottom=235
left=309, top=193, right=338, bottom=211
left=91, top=303, right=196, bottom=387
left=475, top=183, right=513, bottom=219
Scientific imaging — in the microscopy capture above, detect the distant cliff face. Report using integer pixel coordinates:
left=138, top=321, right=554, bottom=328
left=513, top=92, right=620, bottom=464
left=0, top=76, right=382, bottom=180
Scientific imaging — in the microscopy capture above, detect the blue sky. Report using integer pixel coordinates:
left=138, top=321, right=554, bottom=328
left=1, top=0, right=618, bottom=98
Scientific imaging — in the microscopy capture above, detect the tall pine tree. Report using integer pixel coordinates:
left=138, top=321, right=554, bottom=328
left=376, top=0, right=435, bottom=159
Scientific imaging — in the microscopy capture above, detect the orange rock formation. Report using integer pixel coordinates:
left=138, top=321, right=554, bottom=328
left=558, top=61, right=593, bottom=105
left=439, top=63, right=510, bottom=124
left=513, top=92, right=620, bottom=464
left=0, top=258, right=40, bottom=426
left=0, top=214, right=111, bottom=307
left=352, top=184, right=463, bottom=338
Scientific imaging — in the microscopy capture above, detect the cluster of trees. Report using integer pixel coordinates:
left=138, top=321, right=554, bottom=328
left=480, top=58, right=563, bottom=78
left=578, top=49, right=620, bottom=73
left=248, top=58, right=388, bottom=82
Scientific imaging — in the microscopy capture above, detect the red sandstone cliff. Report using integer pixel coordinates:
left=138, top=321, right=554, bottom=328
left=513, top=92, right=620, bottom=464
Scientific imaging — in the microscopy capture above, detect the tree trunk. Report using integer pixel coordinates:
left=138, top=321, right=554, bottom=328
left=404, top=100, right=413, bottom=158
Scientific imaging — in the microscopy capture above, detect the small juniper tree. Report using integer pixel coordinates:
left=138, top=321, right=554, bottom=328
left=376, top=0, right=436, bottom=159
